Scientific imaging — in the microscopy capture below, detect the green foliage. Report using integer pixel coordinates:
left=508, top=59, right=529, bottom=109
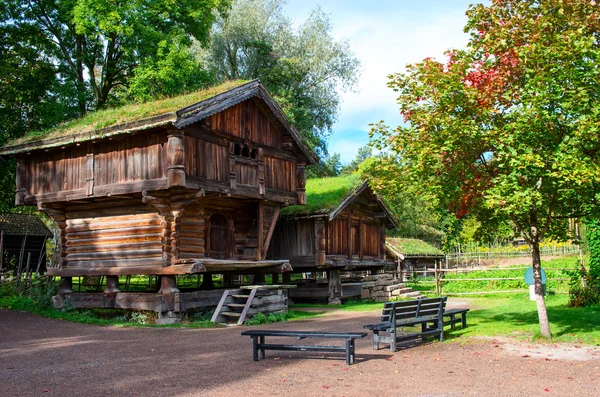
left=357, top=156, right=443, bottom=245
left=128, top=40, right=216, bottom=102
left=306, top=153, right=343, bottom=178
left=204, top=0, right=360, bottom=157
left=280, top=174, right=362, bottom=216
left=244, top=312, right=288, bottom=325
left=2, top=0, right=228, bottom=112
left=129, top=311, right=148, bottom=324
left=586, top=218, right=600, bottom=281
left=341, top=145, right=372, bottom=175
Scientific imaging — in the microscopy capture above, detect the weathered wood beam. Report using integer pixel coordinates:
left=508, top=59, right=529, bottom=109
left=85, top=143, right=95, bottom=196
left=15, top=157, right=26, bottom=206
left=262, top=206, right=280, bottom=260
left=167, top=131, right=186, bottom=187
left=46, top=262, right=206, bottom=277
left=296, top=163, right=306, bottom=205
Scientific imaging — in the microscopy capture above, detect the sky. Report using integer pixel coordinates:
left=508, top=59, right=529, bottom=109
left=284, top=0, right=478, bottom=164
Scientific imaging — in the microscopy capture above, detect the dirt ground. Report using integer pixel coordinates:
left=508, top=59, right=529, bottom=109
left=1, top=307, right=599, bottom=397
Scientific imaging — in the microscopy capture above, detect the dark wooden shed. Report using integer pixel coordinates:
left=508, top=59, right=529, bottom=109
left=0, top=213, right=52, bottom=278
left=268, top=175, right=398, bottom=303
left=0, top=80, right=315, bottom=319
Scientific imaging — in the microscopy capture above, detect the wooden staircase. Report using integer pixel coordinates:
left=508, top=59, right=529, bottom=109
left=210, top=287, right=289, bottom=325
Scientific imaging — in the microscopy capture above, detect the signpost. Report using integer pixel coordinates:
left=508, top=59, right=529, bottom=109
left=524, top=267, right=547, bottom=301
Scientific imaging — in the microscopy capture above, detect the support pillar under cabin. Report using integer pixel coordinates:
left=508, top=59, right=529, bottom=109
left=328, top=269, right=342, bottom=305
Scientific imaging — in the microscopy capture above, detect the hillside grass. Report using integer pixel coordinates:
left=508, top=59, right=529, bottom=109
left=281, top=174, right=362, bottom=216
left=13, top=80, right=249, bottom=144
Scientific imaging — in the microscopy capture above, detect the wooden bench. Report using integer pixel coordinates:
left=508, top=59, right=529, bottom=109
left=240, top=330, right=367, bottom=365
left=364, top=297, right=447, bottom=352
left=443, top=308, right=469, bottom=330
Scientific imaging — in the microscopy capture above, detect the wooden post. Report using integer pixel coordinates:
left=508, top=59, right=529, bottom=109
left=435, top=260, right=440, bottom=295
left=347, top=215, right=352, bottom=260
left=15, top=157, right=25, bottom=206
left=258, top=148, right=265, bottom=196
left=315, top=220, right=326, bottom=266
left=104, top=276, right=120, bottom=293
left=222, top=274, right=232, bottom=288
left=379, top=224, right=386, bottom=260
left=201, top=273, right=215, bottom=289
left=328, top=269, right=342, bottom=305
left=167, top=132, right=186, bottom=187
left=158, top=275, right=179, bottom=294
left=296, top=163, right=306, bottom=205
left=85, top=143, right=95, bottom=196
left=271, top=273, right=280, bottom=285
left=25, top=252, right=31, bottom=280
left=358, top=219, right=363, bottom=261
left=228, top=142, right=237, bottom=191
left=257, top=203, right=264, bottom=260
left=282, top=272, right=291, bottom=284
left=0, top=231, right=3, bottom=283
left=253, top=273, right=266, bottom=285
left=57, top=277, right=73, bottom=295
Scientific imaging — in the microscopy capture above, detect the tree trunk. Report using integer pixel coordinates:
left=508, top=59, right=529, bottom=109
left=531, top=239, right=552, bottom=338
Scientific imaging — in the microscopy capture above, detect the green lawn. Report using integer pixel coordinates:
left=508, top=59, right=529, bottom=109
left=293, top=294, right=600, bottom=345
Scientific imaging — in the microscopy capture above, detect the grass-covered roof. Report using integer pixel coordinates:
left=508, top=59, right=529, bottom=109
left=10, top=80, right=250, bottom=146
left=386, top=238, right=444, bottom=257
left=281, top=174, right=363, bottom=216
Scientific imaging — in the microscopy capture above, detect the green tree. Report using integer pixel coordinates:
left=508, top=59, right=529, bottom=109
left=306, top=153, right=342, bottom=178
left=205, top=0, right=360, bottom=157
left=3, top=0, right=228, bottom=113
left=341, top=145, right=372, bottom=174
left=371, top=0, right=600, bottom=338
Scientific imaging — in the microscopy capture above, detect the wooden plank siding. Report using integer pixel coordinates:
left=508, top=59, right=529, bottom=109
left=183, top=136, right=229, bottom=181
left=203, top=101, right=282, bottom=149
left=264, top=157, right=296, bottom=192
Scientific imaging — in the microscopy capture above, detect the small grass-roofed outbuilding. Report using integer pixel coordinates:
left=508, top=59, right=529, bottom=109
left=386, top=238, right=445, bottom=281
left=0, top=213, right=52, bottom=279
left=268, top=174, right=398, bottom=303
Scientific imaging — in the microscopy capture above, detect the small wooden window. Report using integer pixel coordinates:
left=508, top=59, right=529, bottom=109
left=209, top=214, right=228, bottom=259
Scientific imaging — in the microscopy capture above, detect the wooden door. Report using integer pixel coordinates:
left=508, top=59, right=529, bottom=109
left=209, top=214, right=228, bottom=259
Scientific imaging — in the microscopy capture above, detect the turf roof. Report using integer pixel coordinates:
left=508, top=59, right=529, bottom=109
left=11, top=80, right=250, bottom=146
left=386, top=238, right=444, bottom=257
left=281, top=174, right=363, bottom=216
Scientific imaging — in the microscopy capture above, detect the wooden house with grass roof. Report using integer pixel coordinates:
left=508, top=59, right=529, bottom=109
left=267, top=174, right=398, bottom=303
left=0, top=80, right=315, bottom=321
left=386, top=238, right=445, bottom=281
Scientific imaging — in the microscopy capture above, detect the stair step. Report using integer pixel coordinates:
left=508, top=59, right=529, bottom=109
left=221, top=311, right=241, bottom=318
left=232, top=294, right=250, bottom=299
left=227, top=303, right=247, bottom=309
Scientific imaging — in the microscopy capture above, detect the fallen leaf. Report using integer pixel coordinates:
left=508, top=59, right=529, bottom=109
left=544, top=388, right=550, bottom=392
left=279, top=380, right=285, bottom=383
left=44, top=388, right=50, bottom=393
left=386, top=358, right=392, bottom=361
left=522, top=354, right=531, bottom=358
left=343, top=367, right=349, bottom=371
left=322, top=385, right=329, bottom=389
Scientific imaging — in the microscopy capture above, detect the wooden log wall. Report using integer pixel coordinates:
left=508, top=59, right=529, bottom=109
left=268, top=220, right=315, bottom=259
left=63, top=201, right=163, bottom=269
left=179, top=204, right=206, bottom=259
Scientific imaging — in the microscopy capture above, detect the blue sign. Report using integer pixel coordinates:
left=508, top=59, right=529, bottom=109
left=524, top=267, right=547, bottom=285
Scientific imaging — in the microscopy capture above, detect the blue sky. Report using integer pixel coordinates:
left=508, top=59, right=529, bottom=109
left=284, top=0, right=478, bottom=164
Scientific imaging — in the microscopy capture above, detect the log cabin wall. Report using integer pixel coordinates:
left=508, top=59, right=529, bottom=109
left=64, top=200, right=163, bottom=269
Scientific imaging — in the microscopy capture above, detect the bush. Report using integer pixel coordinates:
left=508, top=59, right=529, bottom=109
left=567, top=263, right=600, bottom=307
left=245, top=312, right=288, bottom=326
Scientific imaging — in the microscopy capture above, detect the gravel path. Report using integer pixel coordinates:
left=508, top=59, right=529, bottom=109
left=1, top=308, right=599, bottom=396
